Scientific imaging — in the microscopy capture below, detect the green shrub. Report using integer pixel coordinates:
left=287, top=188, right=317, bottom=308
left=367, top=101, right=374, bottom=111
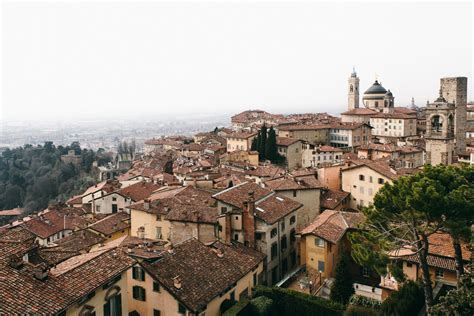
left=344, top=305, right=380, bottom=316
left=249, top=296, right=274, bottom=316
left=349, top=295, right=381, bottom=309
left=222, top=300, right=251, bottom=316
left=254, top=286, right=344, bottom=316
left=380, top=281, right=424, bottom=316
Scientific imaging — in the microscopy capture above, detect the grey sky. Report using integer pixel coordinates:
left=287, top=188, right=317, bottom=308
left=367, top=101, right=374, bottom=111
left=1, top=1, right=473, bottom=121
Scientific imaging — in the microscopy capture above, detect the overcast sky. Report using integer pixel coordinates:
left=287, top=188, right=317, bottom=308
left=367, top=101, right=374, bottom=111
left=1, top=1, right=473, bottom=121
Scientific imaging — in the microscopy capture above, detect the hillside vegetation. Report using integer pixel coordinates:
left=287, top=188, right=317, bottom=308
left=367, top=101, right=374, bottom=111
left=0, top=142, right=111, bottom=214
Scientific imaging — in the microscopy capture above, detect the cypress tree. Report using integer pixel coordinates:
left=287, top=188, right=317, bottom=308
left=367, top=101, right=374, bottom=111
left=259, top=125, right=267, bottom=160
left=330, top=254, right=355, bottom=305
left=265, top=126, right=278, bottom=162
left=251, top=134, right=259, bottom=151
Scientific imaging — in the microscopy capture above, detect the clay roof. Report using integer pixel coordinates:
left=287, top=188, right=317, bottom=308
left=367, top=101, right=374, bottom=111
left=371, top=112, right=416, bottom=119
left=329, top=122, right=372, bottom=130
left=317, top=145, right=344, bottom=152
left=341, top=108, right=377, bottom=115
left=141, top=239, right=264, bottom=313
left=245, top=165, right=285, bottom=178
left=114, top=181, right=161, bottom=201
left=54, top=229, right=106, bottom=252
left=226, top=131, right=258, bottom=139
left=358, top=143, right=423, bottom=154
left=342, top=159, right=401, bottom=181
left=82, top=180, right=120, bottom=197
left=276, top=137, right=301, bottom=147
left=264, top=175, right=322, bottom=191
left=88, top=212, right=130, bottom=236
left=278, top=124, right=329, bottom=131
left=66, top=195, right=82, bottom=205
left=255, top=195, right=302, bottom=224
left=0, top=227, right=134, bottom=314
left=212, top=182, right=272, bottom=209
left=22, top=209, right=89, bottom=239
left=0, top=207, right=24, bottom=216
left=320, top=189, right=350, bottom=210
left=300, top=210, right=364, bottom=243
left=390, top=233, right=471, bottom=271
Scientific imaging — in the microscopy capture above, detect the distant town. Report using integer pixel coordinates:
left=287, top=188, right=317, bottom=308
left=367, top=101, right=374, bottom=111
left=0, top=72, right=472, bottom=315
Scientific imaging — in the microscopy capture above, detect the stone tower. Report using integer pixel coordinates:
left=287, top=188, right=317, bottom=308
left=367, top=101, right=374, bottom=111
left=348, top=68, right=360, bottom=110
left=440, top=77, right=467, bottom=154
left=425, top=90, right=455, bottom=165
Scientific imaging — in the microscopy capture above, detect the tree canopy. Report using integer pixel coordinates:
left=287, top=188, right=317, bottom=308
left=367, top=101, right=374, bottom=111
left=0, top=142, right=111, bottom=218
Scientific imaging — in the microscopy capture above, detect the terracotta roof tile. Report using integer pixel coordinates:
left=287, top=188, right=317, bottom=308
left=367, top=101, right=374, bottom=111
left=141, top=239, right=264, bottom=313
left=88, top=212, right=130, bottom=236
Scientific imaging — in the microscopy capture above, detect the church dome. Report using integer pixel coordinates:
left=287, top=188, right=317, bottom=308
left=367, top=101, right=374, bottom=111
left=385, top=90, right=393, bottom=97
left=364, top=80, right=387, bottom=94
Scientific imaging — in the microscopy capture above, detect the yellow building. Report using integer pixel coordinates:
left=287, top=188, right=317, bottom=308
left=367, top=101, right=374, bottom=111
left=225, top=131, right=258, bottom=152
left=220, top=150, right=259, bottom=166
left=299, top=210, right=364, bottom=279
left=276, top=137, right=303, bottom=170
left=380, top=232, right=471, bottom=300
left=278, top=124, right=330, bottom=145
left=128, top=238, right=265, bottom=316
left=88, top=211, right=131, bottom=242
left=341, top=159, right=416, bottom=209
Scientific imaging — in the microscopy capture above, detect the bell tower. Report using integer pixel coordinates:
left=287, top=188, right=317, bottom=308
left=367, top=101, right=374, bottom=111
left=348, top=68, right=360, bottom=110
left=425, top=89, right=455, bottom=165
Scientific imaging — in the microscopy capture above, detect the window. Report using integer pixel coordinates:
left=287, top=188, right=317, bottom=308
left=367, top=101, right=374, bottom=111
left=104, top=294, right=122, bottom=316
left=290, top=229, right=296, bottom=242
left=153, top=310, right=161, bottom=316
left=153, top=281, right=161, bottom=292
left=378, top=178, right=385, bottom=185
left=111, top=204, right=118, bottom=213
left=156, top=214, right=162, bottom=221
left=290, top=216, right=296, bottom=225
left=132, top=286, right=146, bottom=301
left=112, top=197, right=117, bottom=201
left=155, top=227, right=162, bottom=239
left=270, top=228, right=277, bottom=238
left=359, top=186, right=364, bottom=194
left=230, top=290, right=235, bottom=302
left=362, top=267, right=370, bottom=277
left=132, top=266, right=145, bottom=281
left=271, top=243, right=278, bottom=259
left=369, top=176, right=373, bottom=183
left=234, top=234, right=239, bottom=241
left=255, top=232, right=264, bottom=240
left=293, top=190, right=297, bottom=197
left=178, top=303, right=187, bottom=315
left=315, top=238, right=324, bottom=247
left=435, top=269, right=444, bottom=278
left=406, top=262, right=413, bottom=268
left=253, top=272, right=257, bottom=286
left=95, top=205, right=101, bottom=213
left=221, top=206, right=227, bottom=214
left=359, top=175, right=365, bottom=181
left=318, top=260, right=325, bottom=272
left=281, top=236, right=287, bottom=251
left=281, top=221, right=285, bottom=231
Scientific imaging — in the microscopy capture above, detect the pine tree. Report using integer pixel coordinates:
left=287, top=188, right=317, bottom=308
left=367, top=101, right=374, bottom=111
left=265, top=126, right=278, bottom=162
left=259, top=125, right=267, bottom=161
left=330, top=254, right=355, bottom=305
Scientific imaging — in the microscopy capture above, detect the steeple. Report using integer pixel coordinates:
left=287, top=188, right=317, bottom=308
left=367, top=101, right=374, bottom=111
left=348, top=68, right=360, bottom=110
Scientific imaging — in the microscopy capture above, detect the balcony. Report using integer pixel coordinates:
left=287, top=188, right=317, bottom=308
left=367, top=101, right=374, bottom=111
left=380, top=274, right=400, bottom=291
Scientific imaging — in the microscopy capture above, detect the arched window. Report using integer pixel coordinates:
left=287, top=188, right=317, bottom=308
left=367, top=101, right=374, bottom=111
left=350, top=85, right=354, bottom=93
left=448, top=114, right=454, bottom=136
left=431, top=115, right=443, bottom=132
left=375, top=101, right=379, bottom=107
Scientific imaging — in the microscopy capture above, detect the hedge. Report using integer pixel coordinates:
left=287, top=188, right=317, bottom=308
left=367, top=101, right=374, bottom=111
left=349, top=295, right=381, bottom=310
left=253, top=286, right=345, bottom=316
left=222, top=299, right=251, bottom=316
left=344, top=305, right=380, bottom=316
left=249, top=296, right=274, bottom=316
left=380, top=281, right=424, bottom=316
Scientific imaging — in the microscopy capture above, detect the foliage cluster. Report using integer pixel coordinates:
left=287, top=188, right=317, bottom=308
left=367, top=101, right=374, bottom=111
left=250, top=125, right=283, bottom=163
left=348, top=295, right=381, bottom=310
left=380, top=281, right=424, bottom=316
left=0, top=142, right=111, bottom=215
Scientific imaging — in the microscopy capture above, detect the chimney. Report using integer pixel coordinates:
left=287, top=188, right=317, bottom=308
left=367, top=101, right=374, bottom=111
left=144, top=199, right=150, bottom=210
left=33, top=263, right=49, bottom=281
left=9, top=254, right=24, bottom=269
left=166, top=243, right=174, bottom=254
left=224, top=212, right=232, bottom=245
left=173, top=276, right=182, bottom=289
left=243, top=191, right=256, bottom=248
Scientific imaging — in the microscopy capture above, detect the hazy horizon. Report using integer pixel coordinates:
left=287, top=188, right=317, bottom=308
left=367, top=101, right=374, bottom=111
left=2, top=1, right=473, bottom=121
